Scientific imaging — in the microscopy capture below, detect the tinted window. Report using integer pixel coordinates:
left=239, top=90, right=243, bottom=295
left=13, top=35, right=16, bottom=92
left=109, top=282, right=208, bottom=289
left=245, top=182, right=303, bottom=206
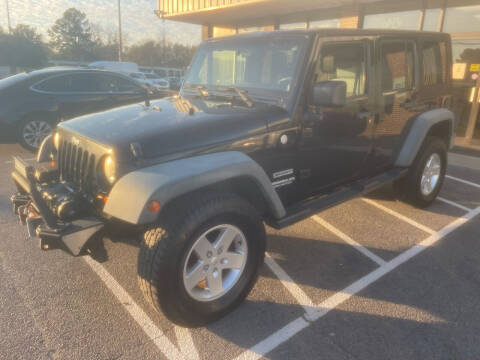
left=422, top=41, right=446, bottom=86
left=381, top=42, right=415, bottom=91
left=35, top=73, right=100, bottom=92
left=317, top=43, right=366, bottom=97
left=112, top=76, right=142, bottom=92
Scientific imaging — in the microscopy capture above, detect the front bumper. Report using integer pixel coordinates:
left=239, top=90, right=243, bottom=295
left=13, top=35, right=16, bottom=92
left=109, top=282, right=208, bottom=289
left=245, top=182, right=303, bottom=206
left=11, top=156, right=104, bottom=256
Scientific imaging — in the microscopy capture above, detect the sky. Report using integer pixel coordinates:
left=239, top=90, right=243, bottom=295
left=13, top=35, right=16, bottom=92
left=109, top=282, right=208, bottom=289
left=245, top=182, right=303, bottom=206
left=0, top=0, right=202, bottom=46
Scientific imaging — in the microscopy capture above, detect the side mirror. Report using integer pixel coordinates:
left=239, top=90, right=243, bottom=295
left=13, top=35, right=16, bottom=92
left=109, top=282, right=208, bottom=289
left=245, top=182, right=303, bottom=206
left=312, top=81, right=346, bottom=107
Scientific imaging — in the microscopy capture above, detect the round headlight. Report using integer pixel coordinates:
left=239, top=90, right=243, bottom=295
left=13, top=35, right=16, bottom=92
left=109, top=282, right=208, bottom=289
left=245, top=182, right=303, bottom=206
left=103, top=155, right=116, bottom=184
left=53, top=132, right=60, bottom=150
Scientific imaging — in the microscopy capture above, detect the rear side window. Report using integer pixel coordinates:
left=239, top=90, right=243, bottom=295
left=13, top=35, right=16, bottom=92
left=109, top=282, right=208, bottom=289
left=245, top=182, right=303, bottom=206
left=422, top=41, right=447, bottom=86
left=380, top=41, right=415, bottom=92
left=317, top=42, right=367, bottom=97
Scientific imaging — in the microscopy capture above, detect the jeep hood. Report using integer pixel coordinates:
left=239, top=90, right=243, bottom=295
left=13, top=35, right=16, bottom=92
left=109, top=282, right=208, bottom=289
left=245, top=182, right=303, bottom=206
left=58, top=96, right=289, bottom=162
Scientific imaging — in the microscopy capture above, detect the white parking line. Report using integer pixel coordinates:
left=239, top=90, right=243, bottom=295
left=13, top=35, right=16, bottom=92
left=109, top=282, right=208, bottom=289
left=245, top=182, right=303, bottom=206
left=437, top=196, right=471, bottom=212
left=174, top=326, right=200, bottom=360
left=264, top=254, right=316, bottom=316
left=362, top=198, right=436, bottom=235
left=311, top=215, right=386, bottom=266
left=82, top=256, right=188, bottom=360
left=235, top=206, right=480, bottom=360
left=446, top=175, right=480, bottom=189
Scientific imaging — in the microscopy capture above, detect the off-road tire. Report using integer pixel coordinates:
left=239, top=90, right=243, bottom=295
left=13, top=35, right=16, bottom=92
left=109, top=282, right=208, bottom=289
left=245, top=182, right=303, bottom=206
left=137, top=192, right=266, bottom=327
left=395, top=136, right=447, bottom=208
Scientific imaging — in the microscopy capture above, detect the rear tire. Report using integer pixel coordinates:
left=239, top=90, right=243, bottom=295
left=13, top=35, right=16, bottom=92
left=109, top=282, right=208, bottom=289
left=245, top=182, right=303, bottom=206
left=395, top=136, right=447, bottom=208
left=137, top=192, right=266, bottom=327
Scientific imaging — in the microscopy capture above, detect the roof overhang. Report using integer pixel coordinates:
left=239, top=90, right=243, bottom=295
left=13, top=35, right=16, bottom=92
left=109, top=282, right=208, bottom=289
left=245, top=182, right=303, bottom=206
left=157, top=0, right=381, bottom=27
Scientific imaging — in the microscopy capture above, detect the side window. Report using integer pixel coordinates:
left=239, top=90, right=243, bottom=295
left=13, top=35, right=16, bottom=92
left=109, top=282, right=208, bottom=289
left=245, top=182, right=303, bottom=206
left=114, top=76, right=143, bottom=92
left=317, top=43, right=367, bottom=98
left=422, top=41, right=446, bottom=86
left=96, top=75, right=140, bottom=93
left=34, top=75, right=71, bottom=92
left=380, top=41, right=415, bottom=92
left=34, top=74, right=99, bottom=92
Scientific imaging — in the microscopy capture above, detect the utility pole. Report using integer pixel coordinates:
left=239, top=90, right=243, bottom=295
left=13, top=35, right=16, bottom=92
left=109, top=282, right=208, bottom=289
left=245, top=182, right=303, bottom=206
left=117, top=0, right=123, bottom=61
left=5, top=0, right=12, bottom=33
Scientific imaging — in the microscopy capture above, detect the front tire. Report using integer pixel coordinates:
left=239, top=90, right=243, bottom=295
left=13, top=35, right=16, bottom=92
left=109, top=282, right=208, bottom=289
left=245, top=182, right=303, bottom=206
left=396, top=136, right=447, bottom=208
left=138, top=192, right=266, bottom=327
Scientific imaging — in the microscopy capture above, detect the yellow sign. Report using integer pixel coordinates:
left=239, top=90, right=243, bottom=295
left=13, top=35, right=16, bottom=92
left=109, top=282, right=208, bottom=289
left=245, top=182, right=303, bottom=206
left=470, top=63, right=480, bottom=72
left=452, top=63, right=467, bottom=79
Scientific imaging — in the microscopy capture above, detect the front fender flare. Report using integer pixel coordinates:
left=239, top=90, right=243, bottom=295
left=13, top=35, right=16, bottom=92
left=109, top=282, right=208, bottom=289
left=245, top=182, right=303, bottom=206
left=103, top=151, right=286, bottom=225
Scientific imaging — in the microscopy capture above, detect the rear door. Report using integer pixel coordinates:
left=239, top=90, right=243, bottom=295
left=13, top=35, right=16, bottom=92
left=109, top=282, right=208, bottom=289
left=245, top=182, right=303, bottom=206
left=372, top=38, right=422, bottom=170
left=297, top=38, right=376, bottom=196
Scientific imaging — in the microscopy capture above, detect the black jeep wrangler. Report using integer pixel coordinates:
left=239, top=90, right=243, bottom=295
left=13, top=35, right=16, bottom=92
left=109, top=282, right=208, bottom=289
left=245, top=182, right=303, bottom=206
left=11, top=29, right=454, bottom=326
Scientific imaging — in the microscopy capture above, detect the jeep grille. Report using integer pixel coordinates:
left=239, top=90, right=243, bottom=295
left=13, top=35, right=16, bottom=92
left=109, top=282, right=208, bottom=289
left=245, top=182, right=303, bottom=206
left=58, top=140, right=96, bottom=192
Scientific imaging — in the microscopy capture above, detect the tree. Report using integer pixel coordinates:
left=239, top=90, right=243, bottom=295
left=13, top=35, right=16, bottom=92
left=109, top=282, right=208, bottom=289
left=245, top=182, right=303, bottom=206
left=48, top=8, right=96, bottom=61
left=125, top=41, right=197, bottom=68
left=0, top=33, right=48, bottom=70
left=12, top=24, right=42, bottom=44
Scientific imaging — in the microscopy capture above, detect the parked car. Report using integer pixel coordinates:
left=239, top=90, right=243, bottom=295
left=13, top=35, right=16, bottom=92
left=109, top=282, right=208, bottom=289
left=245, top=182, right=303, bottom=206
left=168, top=76, right=182, bottom=91
left=0, top=67, right=148, bottom=151
left=11, top=29, right=454, bottom=326
left=129, top=72, right=170, bottom=93
left=89, top=61, right=139, bottom=74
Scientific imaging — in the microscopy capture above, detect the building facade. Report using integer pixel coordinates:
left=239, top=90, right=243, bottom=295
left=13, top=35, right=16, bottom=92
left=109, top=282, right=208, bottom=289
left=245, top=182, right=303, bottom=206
left=157, top=0, right=480, bottom=142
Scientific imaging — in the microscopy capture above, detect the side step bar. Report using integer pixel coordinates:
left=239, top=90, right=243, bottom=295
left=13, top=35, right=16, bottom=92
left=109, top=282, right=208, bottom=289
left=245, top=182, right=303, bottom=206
left=267, top=168, right=407, bottom=229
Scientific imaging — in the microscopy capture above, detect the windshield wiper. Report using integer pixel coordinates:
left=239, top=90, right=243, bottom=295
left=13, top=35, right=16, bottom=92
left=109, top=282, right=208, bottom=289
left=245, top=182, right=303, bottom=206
left=214, top=87, right=254, bottom=108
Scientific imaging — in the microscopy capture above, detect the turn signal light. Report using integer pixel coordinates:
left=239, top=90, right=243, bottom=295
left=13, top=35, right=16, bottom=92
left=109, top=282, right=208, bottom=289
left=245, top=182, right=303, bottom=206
left=147, top=200, right=161, bottom=213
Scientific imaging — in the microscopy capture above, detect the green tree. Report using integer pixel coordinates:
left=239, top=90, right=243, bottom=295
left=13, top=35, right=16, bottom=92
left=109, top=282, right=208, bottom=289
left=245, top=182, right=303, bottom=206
left=48, top=8, right=95, bottom=61
left=125, top=41, right=196, bottom=68
left=12, top=24, right=42, bottom=44
left=0, top=32, right=47, bottom=70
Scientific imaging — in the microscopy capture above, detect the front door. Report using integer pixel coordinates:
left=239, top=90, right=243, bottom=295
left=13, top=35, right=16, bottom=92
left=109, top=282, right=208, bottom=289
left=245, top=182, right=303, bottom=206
left=297, top=38, right=376, bottom=197
left=372, top=39, right=421, bottom=171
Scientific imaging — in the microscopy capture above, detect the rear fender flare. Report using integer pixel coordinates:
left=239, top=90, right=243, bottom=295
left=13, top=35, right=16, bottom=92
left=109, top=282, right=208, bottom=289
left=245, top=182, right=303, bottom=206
left=395, top=108, right=455, bottom=167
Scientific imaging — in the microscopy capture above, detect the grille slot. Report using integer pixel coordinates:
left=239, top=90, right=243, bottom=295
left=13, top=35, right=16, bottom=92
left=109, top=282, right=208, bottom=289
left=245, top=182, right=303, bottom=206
left=58, top=140, right=96, bottom=192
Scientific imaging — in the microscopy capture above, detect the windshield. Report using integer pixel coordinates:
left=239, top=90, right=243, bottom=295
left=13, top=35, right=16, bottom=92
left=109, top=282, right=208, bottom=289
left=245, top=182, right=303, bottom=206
left=184, top=36, right=308, bottom=105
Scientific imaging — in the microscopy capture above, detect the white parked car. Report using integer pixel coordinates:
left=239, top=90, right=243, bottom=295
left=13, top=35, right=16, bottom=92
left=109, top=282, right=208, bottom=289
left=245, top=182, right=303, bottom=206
left=129, top=72, right=170, bottom=93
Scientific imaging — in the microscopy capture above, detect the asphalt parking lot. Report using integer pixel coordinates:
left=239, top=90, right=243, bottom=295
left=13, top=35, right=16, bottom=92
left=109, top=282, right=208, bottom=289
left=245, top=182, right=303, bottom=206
left=1, top=141, right=480, bottom=360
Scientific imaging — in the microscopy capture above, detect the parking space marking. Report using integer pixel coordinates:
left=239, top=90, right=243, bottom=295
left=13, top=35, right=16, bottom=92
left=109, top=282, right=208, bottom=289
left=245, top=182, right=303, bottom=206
left=236, top=205, right=480, bottom=360
left=362, top=198, right=436, bottom=235
left=174, top=326, right=200, bottom=360
left=446, top=175, right=480, bottom=189
left=82, top=256, right=187, bottom=360
left=312, top=215, right=387, bottom=266
left=264, top=254, right=316, bottom=315
left=437, top=196, right=471, bottom=212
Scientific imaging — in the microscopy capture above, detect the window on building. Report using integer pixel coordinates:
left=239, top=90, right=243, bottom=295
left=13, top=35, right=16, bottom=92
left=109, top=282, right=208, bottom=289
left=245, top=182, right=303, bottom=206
left=317, top=43, right=366, bottom=97
left=422, top=41, right=446, bottom=86
left=423, top=8, right=442, bottom=31
left=443, top=5, right=480, bottom=33
left=380, top=42, right=415, bottom=91
left=364, top=10, right=421, bottom=30
left=309, top=19, right=340, bottom=29
left=279, top=22, right=307, bottom=30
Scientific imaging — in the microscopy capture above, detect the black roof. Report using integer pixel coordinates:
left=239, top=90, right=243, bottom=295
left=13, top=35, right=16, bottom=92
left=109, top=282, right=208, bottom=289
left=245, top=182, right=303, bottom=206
left=206, top=28, right=450, bottom=42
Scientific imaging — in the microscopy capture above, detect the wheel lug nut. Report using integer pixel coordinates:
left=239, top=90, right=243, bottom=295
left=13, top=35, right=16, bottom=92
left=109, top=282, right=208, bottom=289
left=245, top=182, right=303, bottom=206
left=221, top=258, right=227, bottom=265
left=213, top=268, right=219, bottom=277
left=206, top=251, right=212, bottom=258
left=217, top=246, right=223, bottom=254
left=203, top=265, right=209, bottom=271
